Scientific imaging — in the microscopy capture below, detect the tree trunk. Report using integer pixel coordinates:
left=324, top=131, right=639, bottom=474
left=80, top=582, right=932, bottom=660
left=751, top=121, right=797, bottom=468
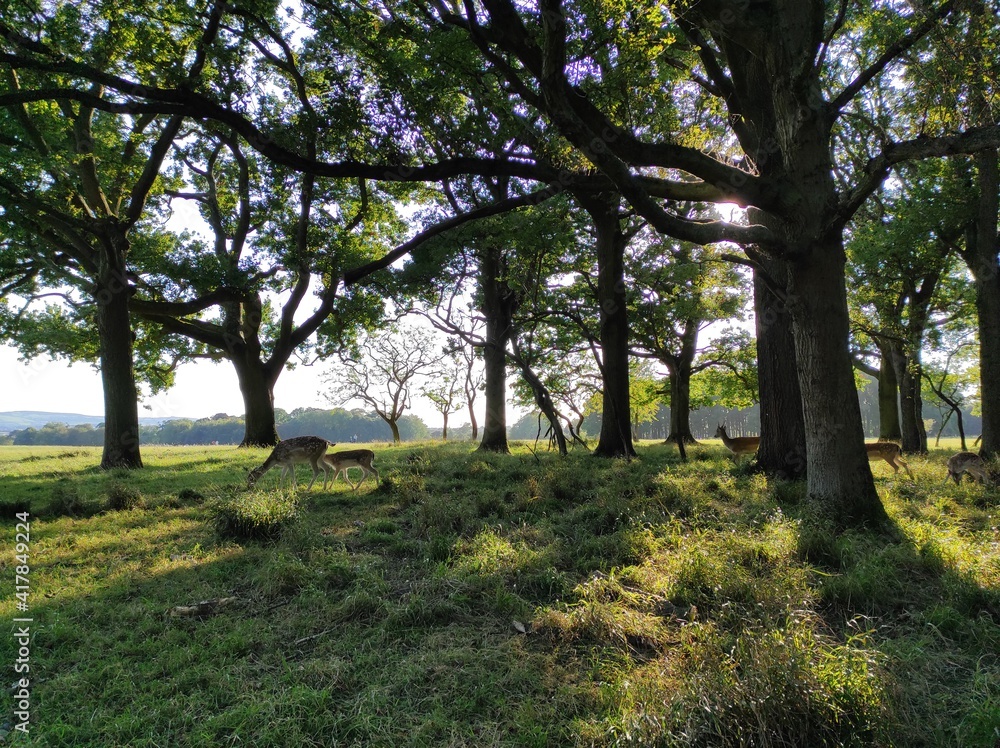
left=96, top=235, right=143, bottom=470
left=442, top=413, right=449, bottom=441
left=876, top=342, right=902, bottom=442
left=512, top=338, right=568, bottom=456
left=665, top=363, right=697, bottom=445
left=966, top=148, right=1000, bottom=461
left=788, top=244, right=886, bottom=527
left=892, top=343, right=927, bottom=454
left=477, top=244, right=514, bottom=453
left=232, top=354, right=279, bottom=447
left=579, top=193, right=635, bottom=458
left=467, top=397, right=478, bottom=441
left=388, top=419, right=401, bottom=444
left=753, top=260, right=807, bottom=479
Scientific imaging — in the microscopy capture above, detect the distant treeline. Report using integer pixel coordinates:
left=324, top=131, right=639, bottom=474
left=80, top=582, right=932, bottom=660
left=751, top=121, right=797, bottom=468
left=508, top=378, right=982, bottom=444
left=3, top=386, right=981, bottom=448
left=4, top=408, right=430, bottom=446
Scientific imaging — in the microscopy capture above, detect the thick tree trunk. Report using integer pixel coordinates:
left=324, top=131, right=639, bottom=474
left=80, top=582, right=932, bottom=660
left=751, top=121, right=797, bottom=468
left=441, top=413, right=449, bottom=441
left=477, top=244, right=514, bottom=453
left=788, top=245, right=886, bottom=527
left=753, top=261, right=806, bottom=478
left=96, top=237, right=143, bottom=470
left=579, top=193, right=635, bottom=458
left=388, top=419, right=401, bottom=444
left=967, top=148, right=1000, bottom=461
left=876, top=342, right=902, bottom=442
left=973, top=269, right=1000, bottom=460
left=232, top=355, right=279, bottom=447
left=665, top=364, right=697, bottom=445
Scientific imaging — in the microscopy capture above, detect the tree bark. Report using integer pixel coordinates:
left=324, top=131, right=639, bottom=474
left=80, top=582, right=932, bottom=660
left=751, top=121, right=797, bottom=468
left=893, top=345, right=927, bottom=454
left=468, top=401, right=479, bottom=441
left=788, top=243, right=886, bottom=526
left=965, top=148, right=1000, bottom=461
left=388, top=419, right=402, bottom=444
left=512, top=337, right=568, bottom=455
left=753, top=260, right=806, bottom=478
left=578, top=192, right=635, bottom=458
left=875, top=342, right=903, bottom=442
left=477, top=244, right=515, bottom=453
left=96, top=233, right=143, bottom=469
left=232, top=353, right=279, bottom=447
left=665, top=361, right=697, bottom=445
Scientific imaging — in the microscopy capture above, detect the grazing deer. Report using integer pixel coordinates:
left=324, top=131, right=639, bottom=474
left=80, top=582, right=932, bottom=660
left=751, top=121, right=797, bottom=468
left=247, top=436, right=334, bottom=491
left=323, top=449, right=379, bottom=490
left=715, top=424, right=760, bottom=458
left=864, top=442, right=914, bottom=479
left=945, top=451, right=992, bottom=486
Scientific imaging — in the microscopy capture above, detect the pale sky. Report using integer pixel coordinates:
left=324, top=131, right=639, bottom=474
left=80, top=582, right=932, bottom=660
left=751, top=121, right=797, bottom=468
left=0, top=344, right=464, bottom=428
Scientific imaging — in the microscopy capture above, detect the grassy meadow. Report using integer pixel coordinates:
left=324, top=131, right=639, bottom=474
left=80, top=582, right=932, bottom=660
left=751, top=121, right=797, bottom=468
left=0, top=439, right=998, bottom=747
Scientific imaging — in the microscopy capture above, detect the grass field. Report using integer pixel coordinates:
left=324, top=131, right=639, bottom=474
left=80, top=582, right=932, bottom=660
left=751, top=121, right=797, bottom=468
left=0, top=439, right=997, bottom=747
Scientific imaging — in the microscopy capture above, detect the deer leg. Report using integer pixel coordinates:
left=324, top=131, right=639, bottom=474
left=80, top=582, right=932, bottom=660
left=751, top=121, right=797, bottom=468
left=305, top=459, right=320, bottom=490
left=897, top=457, right=914, bottom=480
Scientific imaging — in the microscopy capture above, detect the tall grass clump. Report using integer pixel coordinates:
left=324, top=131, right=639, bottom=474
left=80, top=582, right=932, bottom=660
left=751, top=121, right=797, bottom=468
left=213, top=489, right=299, bottom=541
left=105, top=481, right=143, bottom=511
left=597, top=616, right=891, bottom=748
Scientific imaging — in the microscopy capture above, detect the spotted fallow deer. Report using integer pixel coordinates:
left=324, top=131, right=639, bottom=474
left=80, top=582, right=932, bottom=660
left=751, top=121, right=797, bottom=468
left=864, top=441, right=914, bottom=479
left=323, top=449, right=379, bottom=490
left=247, top=436, right=334, bottom=491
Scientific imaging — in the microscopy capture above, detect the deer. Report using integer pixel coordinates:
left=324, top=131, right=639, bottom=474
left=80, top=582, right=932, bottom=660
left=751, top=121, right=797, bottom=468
left=323, top=449, right=379, bottom=490
left=715, top=424, right=759, bottom=458
left=715, top=423, right=914, bottom=479
left=247, top=436, right=334, bottom=491
left=864, top=442, right=914, bottom=479
left=945, top=451, right=992, bottom=486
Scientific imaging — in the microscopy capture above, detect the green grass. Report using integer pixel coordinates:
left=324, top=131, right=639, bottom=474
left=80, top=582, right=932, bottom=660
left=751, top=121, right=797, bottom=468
left=0, top=440, right=998, bottom=746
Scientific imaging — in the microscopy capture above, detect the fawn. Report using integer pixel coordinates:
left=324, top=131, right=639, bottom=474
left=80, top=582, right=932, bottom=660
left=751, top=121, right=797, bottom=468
left=323, top=449, right=379, bottom=490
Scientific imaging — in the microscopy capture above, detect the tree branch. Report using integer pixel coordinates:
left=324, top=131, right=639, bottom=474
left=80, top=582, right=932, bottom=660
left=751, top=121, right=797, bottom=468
left=829, top=0, right=956, bottom=113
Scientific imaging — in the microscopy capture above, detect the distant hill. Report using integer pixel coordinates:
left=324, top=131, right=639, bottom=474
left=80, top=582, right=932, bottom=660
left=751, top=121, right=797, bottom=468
left=0, top=411, right=185, bottom=433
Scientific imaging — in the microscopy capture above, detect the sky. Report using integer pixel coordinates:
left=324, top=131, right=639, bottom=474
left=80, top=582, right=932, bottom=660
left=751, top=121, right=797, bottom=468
left=0, top=342, right=464, bottom=428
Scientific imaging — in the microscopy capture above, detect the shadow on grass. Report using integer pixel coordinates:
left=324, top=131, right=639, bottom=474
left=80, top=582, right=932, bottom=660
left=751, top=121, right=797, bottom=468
left=0, top=443, right=997, bottom=747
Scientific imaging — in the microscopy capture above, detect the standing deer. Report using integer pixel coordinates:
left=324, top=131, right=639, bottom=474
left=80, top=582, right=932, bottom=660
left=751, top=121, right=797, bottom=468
left=247, top=436, right=334, bottom=490
left=323, top=449, right=379, bottom=490
left=715, top=424, right=759, bottom=458
left=945, top=452, right=992, bottom=486
left=715, top=424, right=914, bottom=479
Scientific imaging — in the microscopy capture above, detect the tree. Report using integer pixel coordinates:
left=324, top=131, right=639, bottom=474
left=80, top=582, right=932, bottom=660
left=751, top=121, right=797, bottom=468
left=0, top=0, right=563, bottom=459
left=324, top=322, right=443, bottom=443
left=422, top=354, right=466, bottom=440
left=900, top=0, right=1000, bottom=460
left=848, top=159, right=976, bottom=453
left=0, top=0, right=227, bottom=467
left=628, top=227, right=749, bottom=445
left=416, top=0, right=1000, bottom=526
left=922, top=334, right=979, bottom=450
left=129, top=125, right=396, bottom=446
